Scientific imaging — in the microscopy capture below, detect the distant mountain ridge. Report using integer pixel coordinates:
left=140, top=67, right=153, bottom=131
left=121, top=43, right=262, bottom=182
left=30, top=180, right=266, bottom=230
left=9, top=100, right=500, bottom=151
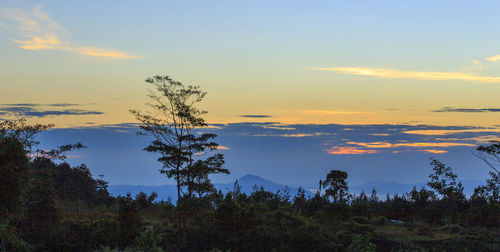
left=348, top=179, right=483, bottom=197
left=108, top=175, right=485, bottom=201
left=108, top=174, right=312, bottom=201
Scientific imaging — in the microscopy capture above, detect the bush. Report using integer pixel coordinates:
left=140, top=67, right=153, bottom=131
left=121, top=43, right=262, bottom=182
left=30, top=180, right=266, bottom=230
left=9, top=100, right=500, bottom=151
left=346, top=233, right=376, bottom=252
left=369, top=215, right=387, bottom=226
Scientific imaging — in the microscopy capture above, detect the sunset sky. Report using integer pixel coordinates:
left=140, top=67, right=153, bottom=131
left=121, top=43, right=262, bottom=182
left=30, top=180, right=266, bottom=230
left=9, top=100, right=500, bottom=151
left=1, top=1, right=499, bottom=187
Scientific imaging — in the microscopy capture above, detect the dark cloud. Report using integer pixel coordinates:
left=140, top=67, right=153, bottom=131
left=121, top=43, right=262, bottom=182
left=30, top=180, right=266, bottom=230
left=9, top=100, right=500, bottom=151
left=240, top=115, right=272, bottom=118
left=1, top=103, right=39, bottom=106
left=49, top=103, right=79, bottom=107
left=0, top=106, right=103, bottom=117
left=2, top=103, right=78, bottom=107
left=434, top=107, right=500, bottom=113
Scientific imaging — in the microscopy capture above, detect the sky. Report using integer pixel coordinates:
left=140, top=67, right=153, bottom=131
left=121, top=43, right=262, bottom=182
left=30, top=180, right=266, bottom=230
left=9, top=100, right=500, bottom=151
left=1, top=1, right=499, bottom=187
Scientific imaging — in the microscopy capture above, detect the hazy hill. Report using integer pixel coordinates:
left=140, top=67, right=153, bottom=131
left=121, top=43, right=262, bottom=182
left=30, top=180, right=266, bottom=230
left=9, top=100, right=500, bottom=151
left=108, top=174, right=313, bottom=201
left=109, top=175, right=484, bottom=201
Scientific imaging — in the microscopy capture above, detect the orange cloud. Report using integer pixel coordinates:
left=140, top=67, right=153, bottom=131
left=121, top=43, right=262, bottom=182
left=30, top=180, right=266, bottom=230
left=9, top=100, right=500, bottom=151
left=348, top=141, right=475, bottom=148
left=313, top=67, right=500, bottom=83
left=347, top=141, right=392, bottom=148
left=78, top=47, right=138, bottom=59
left=216, top=145, right=230, bottom=150
left=282, top=133, right=314, bottom=137
left=326, top=147, right=378, bottom=155
left=12, top=34, right=65, bottom=50
left=253, top=133, right=330, bottom=137
left=422, top=149, right=448, bottom=154
left=403, top=129, right=500, bottom=136
left=436, top=135, right=499, bottom=143
left=395, top=142, right=475, bottom=147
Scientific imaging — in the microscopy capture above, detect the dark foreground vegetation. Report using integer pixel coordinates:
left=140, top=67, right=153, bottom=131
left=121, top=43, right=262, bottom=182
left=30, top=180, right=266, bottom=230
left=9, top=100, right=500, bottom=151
left=1, top=76, right=499, bottom=251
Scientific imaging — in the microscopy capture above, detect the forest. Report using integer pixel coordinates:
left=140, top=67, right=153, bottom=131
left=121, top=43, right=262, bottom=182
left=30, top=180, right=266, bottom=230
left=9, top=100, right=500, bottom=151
left=1, top=76, right=499, bottom=251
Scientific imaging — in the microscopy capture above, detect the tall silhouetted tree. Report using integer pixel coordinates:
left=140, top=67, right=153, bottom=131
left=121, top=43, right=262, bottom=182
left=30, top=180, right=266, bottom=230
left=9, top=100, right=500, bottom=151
left=322, top=170, right=349, bottom=203
left=130, top=75, right=228, bottom=202
left=130, top=75, right=229, bottom=249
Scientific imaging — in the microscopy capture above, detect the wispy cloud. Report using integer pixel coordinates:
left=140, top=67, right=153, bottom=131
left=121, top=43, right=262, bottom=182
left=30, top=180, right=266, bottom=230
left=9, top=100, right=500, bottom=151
left=435, top=135, right=499, bottom=143
left=485, top=54, right=500, bottom=63
left=403, top=128, right=500, bottom=136
left=472, top=59, right=483, bottom=69
left=193, top=145, right=229, bottom=155
left=77, top=47, right=137, bottom=59
left=301, top=110, right=363, bottom=115
left=252, top=133, right=328, bottom=137
left=12, top=34, right=66, bottom=50
left=0, top=5, right=137, bottom=59
left=392, top=149, right=448, bottom=154
left=326, top=146, right=378, bottom=155
left=339, top=141, right=475, bottom=155
left=434, top=107, right=500, bottom=113
left=347, top=141, right=392, bottom=148
left=262, top=126, right=296, bottom=130
left=395, top=142, right=475, bottom=148
left=348, top=141, right=475, bottom=148
left=2, top=103, right=77, bottom=107
left=313, top=67, right=500, bottom=83
left=0, top=104, right=103, bottom=117
left=422, top=149, right=448, bottom=154
left=240, top=115, right=272, bottom=118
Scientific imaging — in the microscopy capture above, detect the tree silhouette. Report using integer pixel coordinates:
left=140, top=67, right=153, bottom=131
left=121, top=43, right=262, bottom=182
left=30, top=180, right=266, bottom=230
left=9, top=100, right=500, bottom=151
left=427, top=158, right=464, bottom=200
left=475, top=139, right=500, bottom=174
left=130, top=75, right=229, bottom=249
left=130, top=75, right=228, bottom=202
left=182, top=134, right=228, bottom=199
left=322, top=170, right=349, bottom=203
left=473, top=139, right=500, bottom=203
left=0, top=119, right=53, bottom=251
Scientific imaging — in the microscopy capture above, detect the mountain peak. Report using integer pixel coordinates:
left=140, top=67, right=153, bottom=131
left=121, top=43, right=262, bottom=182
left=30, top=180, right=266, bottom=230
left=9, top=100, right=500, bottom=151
left=239, top=174, right=272, bottom=184
left=239, top=174, right=263, bottom=180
